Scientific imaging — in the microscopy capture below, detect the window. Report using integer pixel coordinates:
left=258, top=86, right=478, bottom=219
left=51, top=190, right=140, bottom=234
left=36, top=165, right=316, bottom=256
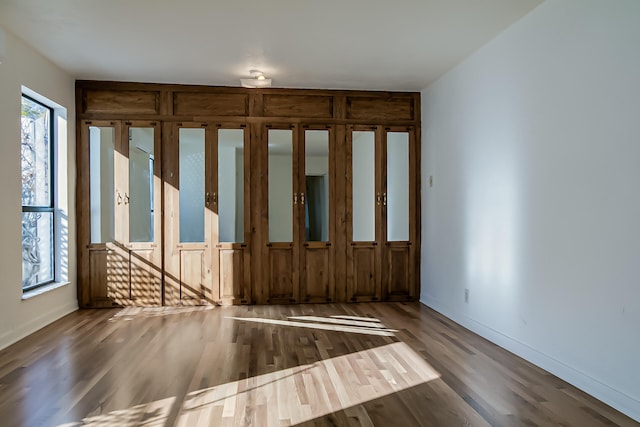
left=21, top=95, right=54, bottom=291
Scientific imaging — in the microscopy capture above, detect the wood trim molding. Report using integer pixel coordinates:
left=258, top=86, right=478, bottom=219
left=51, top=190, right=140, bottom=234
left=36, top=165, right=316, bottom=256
left=76, top=80, right=420, bottom=126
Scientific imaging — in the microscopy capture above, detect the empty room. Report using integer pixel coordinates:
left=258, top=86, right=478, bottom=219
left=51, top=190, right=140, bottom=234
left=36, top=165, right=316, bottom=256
left=0, top=0, right=638, bottom=425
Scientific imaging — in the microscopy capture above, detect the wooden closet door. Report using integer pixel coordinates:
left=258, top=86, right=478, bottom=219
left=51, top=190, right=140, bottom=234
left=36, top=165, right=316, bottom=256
left=381, top=127, right=418, bottom=301
left=262, top=125, right=301, bottom=304
left=121, top=121, right=162, bottom=306
left=79, top=120, right=125, bottom=307
left=80, top=120, right=162, bottom=307
left=163, top=122, right=214, bottom=306
left=299, top=126, right=335, bottom=303
left=346, top=126, right=382, bottom=302
left=345, top=126, right=418, bottom=302
left=214, top=125, right=251, bottom=305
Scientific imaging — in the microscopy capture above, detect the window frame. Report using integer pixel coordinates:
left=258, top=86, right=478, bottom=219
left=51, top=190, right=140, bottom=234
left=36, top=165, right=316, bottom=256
left=21, top=94, right=56, bottom=292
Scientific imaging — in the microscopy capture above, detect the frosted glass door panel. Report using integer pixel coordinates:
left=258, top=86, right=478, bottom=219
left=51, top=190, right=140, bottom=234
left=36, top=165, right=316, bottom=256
left=352, top=131, right=375, bottom=242
left=129, top=127, right=154, bottom=243
left=386, top=132, right=410, bottom=241
left=179, top=128, right=205, bottom=243
left=218, top=129, right=244, bottom=243
left=268, top=129, right=293, bottom=243
left=305, top=130, right=329, bottom=242
left=89, top=126, right=115, bottom=243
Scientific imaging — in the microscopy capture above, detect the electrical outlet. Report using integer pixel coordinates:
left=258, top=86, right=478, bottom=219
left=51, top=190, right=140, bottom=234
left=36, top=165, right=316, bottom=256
left=464, top=288, right=469, bottom=303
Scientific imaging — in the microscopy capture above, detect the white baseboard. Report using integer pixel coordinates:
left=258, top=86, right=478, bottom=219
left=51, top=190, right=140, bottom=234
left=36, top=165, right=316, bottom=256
left=0, top=301, right=78, bottom=351
left=420, top=294, right=640, bottom=423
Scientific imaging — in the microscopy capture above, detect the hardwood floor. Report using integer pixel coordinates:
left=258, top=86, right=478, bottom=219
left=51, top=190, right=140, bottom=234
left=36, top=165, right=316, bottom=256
left=0, top=303, right=636, bottom=427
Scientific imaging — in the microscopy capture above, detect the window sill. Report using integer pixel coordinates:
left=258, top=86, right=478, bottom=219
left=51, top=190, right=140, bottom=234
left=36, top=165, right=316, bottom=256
left=22, top=281, right=71, bottom=300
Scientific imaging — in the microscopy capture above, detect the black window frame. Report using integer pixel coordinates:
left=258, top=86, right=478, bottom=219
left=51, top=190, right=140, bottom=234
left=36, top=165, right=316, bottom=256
left=21, top=94, right=56, bottom=292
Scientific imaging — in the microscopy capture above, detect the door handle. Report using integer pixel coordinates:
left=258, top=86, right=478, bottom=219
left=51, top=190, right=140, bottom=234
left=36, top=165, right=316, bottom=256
left=300, top=193, right=305, bottom=205
left=293, top=193, right=298, bottom=204
left=376, top=192, right=381, bottom=206
left=124, top=193, right=130, bottom=205
left=383, top=193, right=387, bottom=206
left=116, top=191, right=123, bottom=205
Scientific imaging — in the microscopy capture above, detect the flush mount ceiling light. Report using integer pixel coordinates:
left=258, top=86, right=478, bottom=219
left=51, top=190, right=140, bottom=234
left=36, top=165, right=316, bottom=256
left=240, top=69, right=272, bottom=88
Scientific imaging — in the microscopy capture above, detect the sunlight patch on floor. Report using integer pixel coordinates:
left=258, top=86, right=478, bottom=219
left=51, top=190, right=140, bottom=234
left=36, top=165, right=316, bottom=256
left=288, top=316, right=388, bottom=329
left=56, top=396, right=175, bottom=427
left=330, top=315, right=382, bottom=323
left=54, top=318, right=439, bottom=427
left=226, top=316, right=398, bottom=336
left=176, top=341, right=440, bottom=426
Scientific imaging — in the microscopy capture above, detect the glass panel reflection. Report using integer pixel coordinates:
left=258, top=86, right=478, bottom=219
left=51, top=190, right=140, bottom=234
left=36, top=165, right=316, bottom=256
left=89, top=126, right=115, bottom=243
left=129, top=127, right=154, bottom=243
left=305, top=130, right=329, bottom=242
left=22, top=211, right=53, bottom=290
left=352, top=131, right=375, bottom=241
left=179, top=128, right=205, bottom=243
left=21, top=96, right=51, bottom=207
left=218, top=129, right=245, bottom=243
left=386, top=132, right=409, bottom=241
left=268, top=129, right=293, bottom=243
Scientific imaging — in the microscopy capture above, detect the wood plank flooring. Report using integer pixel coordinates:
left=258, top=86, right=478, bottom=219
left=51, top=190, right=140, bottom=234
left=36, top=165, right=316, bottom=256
left=0, top=303, right=636, bottom=427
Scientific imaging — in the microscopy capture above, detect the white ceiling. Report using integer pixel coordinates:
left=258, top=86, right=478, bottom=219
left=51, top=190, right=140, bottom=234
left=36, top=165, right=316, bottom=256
left=0, top=0, right=542, bottom=91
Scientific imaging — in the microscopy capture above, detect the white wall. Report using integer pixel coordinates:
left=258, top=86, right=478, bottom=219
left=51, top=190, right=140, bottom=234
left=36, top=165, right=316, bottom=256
left=0, top=26, right=77, bottom=350
left=421, top=0, right=640, bottom=421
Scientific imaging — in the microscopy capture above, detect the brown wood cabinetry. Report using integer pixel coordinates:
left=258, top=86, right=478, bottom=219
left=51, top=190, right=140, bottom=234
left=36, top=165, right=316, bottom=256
left=78, top=119, right=162, bottom=307
left=76, top=81, right=420, bottom=307
left=344, top=125, right=418, bottom=302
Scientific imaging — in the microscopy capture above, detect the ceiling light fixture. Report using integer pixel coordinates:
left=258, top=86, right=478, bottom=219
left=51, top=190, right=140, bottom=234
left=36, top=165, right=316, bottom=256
left=240, top=69, right=272, bottom=88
